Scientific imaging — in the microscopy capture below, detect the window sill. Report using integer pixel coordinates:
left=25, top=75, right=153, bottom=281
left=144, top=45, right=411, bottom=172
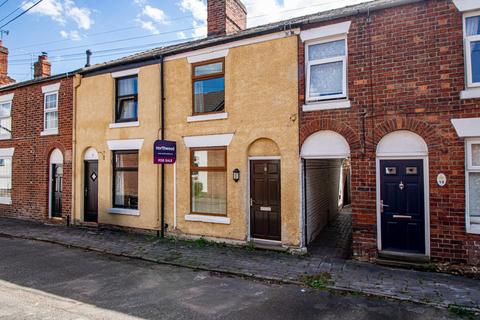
left=185, top=214, right=230, bottom=224
left=0, top=197, right=12, bottom=205
left=40, top=129, right=58, bottom=136
left=303, top=100, right=351, bottom=112
left=187, top=113, right=228, bottom=123
left=460, top=87, right=480, bottom=100
left=0, top=134, right=11, bottom=140
left=108, top=208, right=140, bottom=216
left=467, top=224, right=480, bottom=235
left=109, top=121, right=140, bottom=129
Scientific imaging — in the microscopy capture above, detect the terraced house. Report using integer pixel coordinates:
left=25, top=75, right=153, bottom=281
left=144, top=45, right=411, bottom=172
left=0, top=48, right=74, bottom=223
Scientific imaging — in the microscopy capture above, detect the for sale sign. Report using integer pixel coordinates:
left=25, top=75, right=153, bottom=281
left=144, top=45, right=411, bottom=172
left=154, top=140, right=176, bottom=164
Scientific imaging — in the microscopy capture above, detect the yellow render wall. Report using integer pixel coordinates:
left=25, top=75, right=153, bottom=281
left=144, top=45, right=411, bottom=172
left=163, top=36, right=301, bottom=246
left=74, top=65, right=161, bottom=230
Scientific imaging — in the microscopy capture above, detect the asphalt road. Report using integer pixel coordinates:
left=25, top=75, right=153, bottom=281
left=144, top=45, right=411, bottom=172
left=0, top=237, right=461, bottom=320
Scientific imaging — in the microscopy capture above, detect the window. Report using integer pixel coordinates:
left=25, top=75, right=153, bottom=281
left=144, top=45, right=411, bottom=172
left=44, top=93, right=58, bottom=131
left=190, top=148, right=227, bottom=215
left=0, top=102, right=11, bottom=139
left=466, top=139, right=480, bottom=233
left=465, top=13, right=480, bottom=88
left=0, top=156, right=12, bottom=201
left=192, top=59, right=225, bottom=114
left=306, top=37, right=347, bottom=102
left=116, top=76, right=138, bottom=123
left=113, top=151, right=138, bottom=209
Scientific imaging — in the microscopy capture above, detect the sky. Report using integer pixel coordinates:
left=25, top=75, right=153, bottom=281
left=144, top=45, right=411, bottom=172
left=0, top=0, right=370, bottom=82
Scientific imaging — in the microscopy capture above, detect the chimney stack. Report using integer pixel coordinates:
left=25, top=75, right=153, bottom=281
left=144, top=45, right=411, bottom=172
left=33, top=52, right=51, bottom=79
left=0, top=40, right=15, bottom=86
left=207, top=0, right=247, bottom=37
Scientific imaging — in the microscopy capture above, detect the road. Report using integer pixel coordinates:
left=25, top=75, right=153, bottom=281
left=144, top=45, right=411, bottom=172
left=0, top=237, right=460, bottom=320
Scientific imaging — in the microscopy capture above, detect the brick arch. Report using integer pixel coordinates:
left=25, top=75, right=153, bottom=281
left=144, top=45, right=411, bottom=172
left=43, top=142, right=67, bottom=161
left=373, top=117, right=443, bottom=152
left=300, top=119, right=361, bottom=150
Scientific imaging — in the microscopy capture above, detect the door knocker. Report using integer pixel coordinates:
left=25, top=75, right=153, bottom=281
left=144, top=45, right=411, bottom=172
left=399, top=181, right=405, bottom=191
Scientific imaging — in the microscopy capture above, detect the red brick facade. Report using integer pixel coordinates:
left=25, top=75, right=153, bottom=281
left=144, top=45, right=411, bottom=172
left=299, top=0, right=480, bottom=265
left=0, top=76, right=73, bottom=223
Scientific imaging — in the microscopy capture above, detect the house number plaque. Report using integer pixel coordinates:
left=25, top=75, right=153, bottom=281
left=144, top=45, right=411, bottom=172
left=437, top=173, right=447, bottom=187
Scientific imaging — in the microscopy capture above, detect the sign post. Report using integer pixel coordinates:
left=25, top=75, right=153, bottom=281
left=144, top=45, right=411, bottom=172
left=154, top=140, right=176, bottom=164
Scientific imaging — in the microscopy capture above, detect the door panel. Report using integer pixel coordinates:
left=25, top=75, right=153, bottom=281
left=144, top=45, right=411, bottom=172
left=84, top=161, right=98, bottom=223
left=250, top=160, right=281, bottom=241
left=51, top=164, right=63, bottom=218
left=380, top=159, right=425, bottom=254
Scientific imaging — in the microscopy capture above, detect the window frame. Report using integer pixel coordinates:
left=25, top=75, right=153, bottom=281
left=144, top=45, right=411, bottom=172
left=305, top=35, right=348, bottom=102
left=463, top=11, right=480, bottom=88
left=115, top=75, right=139, bottom=123
left=112, top=150, right=139, bottom=210
left=43, top=92, right=58, bottom=131
left=190, top=147, right=227, bottom=216
left=0, top=101, right=12, bottom=139
left=465, top=138, right=480, bottom=234
left=0, top=155, right=12, bottom=203
left=191, top=58, right=225, bottom=116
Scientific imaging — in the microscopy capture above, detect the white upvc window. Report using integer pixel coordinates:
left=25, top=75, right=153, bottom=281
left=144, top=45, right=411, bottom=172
left=464, top=11, right=480, bottom=88
left=305, top=35, right=347, bottom=102
left=0, top=101, right=12, bottom=140
left=0, top=156, right=12, bottom=205
left=43, top=92, right=58, bottom=132
left=465, top=139, right=480, bottom=233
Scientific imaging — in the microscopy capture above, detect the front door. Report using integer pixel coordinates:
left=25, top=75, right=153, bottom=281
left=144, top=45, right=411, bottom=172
left=380, top=159, right=425, bottom=254
left=51, top=164, right=63, bottom=218
left=250, top=160, right=281, bottom=241
left=84, top=160, right=98, bottom=223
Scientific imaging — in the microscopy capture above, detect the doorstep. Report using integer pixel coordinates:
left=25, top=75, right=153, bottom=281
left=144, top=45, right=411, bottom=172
left=250, top=238, right=289, bottom=252
left=376, top=250, right=431, bottom=270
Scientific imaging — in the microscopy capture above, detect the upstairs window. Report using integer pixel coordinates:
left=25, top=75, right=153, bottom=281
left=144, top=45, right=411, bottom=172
left=44, top=92, right=58, bottom=131
left=306, top=37, right=347, bottom=102
left=0, top=101, right=11, bottom=139
left=116, top=76, right=138, bottom=123
left=465, top=13, right=480, bottom=88
left=192, top=59, right=225, bottom=114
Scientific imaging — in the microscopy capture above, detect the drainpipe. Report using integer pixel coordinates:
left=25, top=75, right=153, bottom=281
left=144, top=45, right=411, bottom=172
left=72, top=74, right=82, bottom=226
left=157, top=55, right=165, bottom=238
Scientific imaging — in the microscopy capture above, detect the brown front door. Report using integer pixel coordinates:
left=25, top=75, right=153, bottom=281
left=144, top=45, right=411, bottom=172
left=84, top=160, right=98, bottom=223
left=250, top=160, right=281, bottom=241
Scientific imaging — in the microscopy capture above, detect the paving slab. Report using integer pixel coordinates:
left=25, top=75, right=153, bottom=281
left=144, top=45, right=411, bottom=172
left=0, top=217, right=478, bottom=311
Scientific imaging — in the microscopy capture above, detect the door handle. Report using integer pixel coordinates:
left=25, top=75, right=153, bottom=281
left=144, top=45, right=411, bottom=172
left=380, top=200, right=389, bottom=213
left=84, top=188, right=88, bottom=197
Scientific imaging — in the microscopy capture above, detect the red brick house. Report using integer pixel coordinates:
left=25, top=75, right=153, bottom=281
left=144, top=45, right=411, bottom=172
left=298, top=0, right=480, bottom=265
left=0, top=44, right=73, bottom=223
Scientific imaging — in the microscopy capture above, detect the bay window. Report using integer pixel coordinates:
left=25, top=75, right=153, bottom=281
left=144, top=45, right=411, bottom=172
left=113, top=151, right=138, bottom=209
left=465, top=13, right=480, bottom=88
left=190, top=148, right=227, bottom=215
left=306, top=37, right=347, bottom=101
left=466, top=139, right=480, bottom=233
left=192, top=59, right=225, bottom=114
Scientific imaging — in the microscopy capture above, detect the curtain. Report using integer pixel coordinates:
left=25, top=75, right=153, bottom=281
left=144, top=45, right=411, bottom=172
left=310, top=61, right=343, bottom=97
left=467, top=16, right=480, bottom=36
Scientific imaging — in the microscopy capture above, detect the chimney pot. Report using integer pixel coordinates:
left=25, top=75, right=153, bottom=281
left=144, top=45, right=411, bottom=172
left=207, top=0, right=247, bottom=37
left=34, top=53, right=51, bottom=79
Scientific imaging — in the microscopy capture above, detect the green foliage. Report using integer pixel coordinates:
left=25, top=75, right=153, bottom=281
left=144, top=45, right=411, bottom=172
left=448, top=305, right=477, bottom=319
left=302, top=272, right=333, bottom=289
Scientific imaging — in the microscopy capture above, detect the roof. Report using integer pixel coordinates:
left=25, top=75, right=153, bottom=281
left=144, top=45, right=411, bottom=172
left=0, top=70, right=77, bottom=92
left=80, top=0, right=424, bottom=75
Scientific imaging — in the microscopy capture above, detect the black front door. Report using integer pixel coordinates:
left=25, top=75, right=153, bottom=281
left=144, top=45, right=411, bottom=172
left=84, top=161, right=98, bottom=223
left=250, top=160, right=281, bottom=241
left=51, top=164, right=63, bottom=218
left=380, top=160, right=425, bottom=254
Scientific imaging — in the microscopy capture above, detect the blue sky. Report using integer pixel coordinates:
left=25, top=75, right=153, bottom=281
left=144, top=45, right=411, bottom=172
left=0, top=0, right=369, bottom=82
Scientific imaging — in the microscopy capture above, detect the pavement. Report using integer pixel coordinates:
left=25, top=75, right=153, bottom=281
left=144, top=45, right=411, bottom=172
left=0, top=217, right=479, bottom=313
left=0, top=237, right=463, bottom=319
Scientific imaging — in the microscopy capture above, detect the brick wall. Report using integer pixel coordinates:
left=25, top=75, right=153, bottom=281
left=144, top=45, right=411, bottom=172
left=0, top=77, right=73, bottom=223
left=208, top=0, right=247, bottom=37
left=299, top=0, right=480, bottom=265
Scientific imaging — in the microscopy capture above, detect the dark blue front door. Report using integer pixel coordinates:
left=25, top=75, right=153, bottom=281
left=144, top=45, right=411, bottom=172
left=380, top=160, right=425, bottom=254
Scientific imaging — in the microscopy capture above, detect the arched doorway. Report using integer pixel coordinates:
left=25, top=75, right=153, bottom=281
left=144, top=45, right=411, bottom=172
left=49, top=149, right=63, bottom=218
left=84, top=147, right=99, bottom=223
left=300, top=131, right=352, bottom=255
left=376, top=130, right=429, bottom=257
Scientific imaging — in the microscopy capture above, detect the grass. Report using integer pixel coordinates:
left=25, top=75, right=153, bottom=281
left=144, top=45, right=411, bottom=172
left=448, top=305, right=478, bottom=319
left=301, top=272, right=334, bottom=290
